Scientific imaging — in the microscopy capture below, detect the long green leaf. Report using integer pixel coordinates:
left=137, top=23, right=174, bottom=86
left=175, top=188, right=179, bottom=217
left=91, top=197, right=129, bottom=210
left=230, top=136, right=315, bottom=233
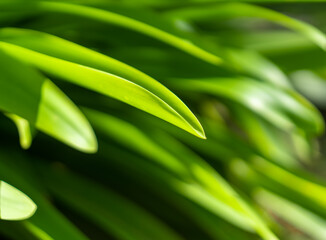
left=254, top=188, right=326, bottom=240
left=252, top=157, right=326, bottom=210
left=0, top=1, right=222, bottom=65
left=232, top=156, right=326, bottom=218
left=230, top=105, right=299, bottom=167
left=93, top=141, right=250, bottom=240
left=0, top=31, right=205, bottom=139
left=85, top=109, right=278, bottom=240
left=169, top=77, right=324, bottom=135
left=224, top=49, right=291, bottom=89
left=165, top=2, right=326, bottom=50
left=43, top=167, right=184, bottom=240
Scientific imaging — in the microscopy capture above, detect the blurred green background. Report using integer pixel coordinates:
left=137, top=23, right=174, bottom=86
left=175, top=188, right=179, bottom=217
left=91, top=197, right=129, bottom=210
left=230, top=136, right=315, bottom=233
left=1, top=0, right=326, bottom=239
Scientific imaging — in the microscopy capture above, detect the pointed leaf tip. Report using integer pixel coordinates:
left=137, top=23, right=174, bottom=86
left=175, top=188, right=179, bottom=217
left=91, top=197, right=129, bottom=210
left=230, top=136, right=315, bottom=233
left=0, top=181, right=37, bottom=220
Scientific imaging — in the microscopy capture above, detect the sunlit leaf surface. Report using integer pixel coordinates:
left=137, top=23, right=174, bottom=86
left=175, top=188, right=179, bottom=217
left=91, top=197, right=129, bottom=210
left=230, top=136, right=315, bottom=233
left=0, top=181, right=36, bottom=221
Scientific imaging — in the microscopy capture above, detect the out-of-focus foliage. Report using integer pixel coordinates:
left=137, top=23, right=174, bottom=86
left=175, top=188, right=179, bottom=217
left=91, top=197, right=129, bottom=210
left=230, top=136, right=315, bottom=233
left=0, top=0, right=326, bottom=239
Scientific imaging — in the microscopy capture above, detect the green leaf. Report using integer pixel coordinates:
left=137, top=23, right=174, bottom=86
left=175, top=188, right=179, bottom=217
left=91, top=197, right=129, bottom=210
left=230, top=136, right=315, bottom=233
left=252, top=157, right=326, bottom=210
left=0, top=32, right=205, bottom=138
left=165, top=3, right=326, bottom=51
left=0, top=1, right=223, bottom=65
left=224, top=48, right=291, bottom=89
left=144, top=130, right=277, bottom=240
left=0, top=181, right=36, bottom=220
left=0, top=150, right=89, bottom=240
left=291, top=70, right=326, bottom=108
left=0, top=221, right=53, bottom=240
left=85, top=109, right=278, bottom=240
left=169, top=77, right=324, bottom=135
left=43, top=167, right=184, bottom=240
left=5, top=113, right=34, bottom=150
left=0, top=49, right=97, bottom=153
left=36, top=79, right=97, bottom=152
left=85, top=108, right=190, bottom=178
left=220, top=31, right=314, bottom=56
left=254, top=188, right=326, bottom=240
left=93, top=141, right=240, bottom=240
left=230, top=105, right=298, bottom=167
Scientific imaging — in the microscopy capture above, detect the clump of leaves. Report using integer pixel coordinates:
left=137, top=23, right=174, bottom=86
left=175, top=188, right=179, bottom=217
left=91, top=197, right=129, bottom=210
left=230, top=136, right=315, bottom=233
left=0, top=1, right=326, bottom=240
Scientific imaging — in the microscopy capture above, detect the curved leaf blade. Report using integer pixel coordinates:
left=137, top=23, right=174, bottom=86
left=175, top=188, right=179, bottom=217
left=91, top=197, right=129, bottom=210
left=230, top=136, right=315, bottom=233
left=0, top=150, right=89, bottom=240
left=0, top=1, right=222, bottom=65
left=224, top=48, right=291, bottom=89
left=43, top=168, right=184, bottom=240
left=254, top=188, right=326, bottom=240
left=37, top=80, right=98, bottom=152
left=165, top=3, right=326, bottom=50
left=0, top=181, right=36, bottom=221
left=5, top=113, right=34, bottom=150
left=0, top=48, right=97, bottom=153
left=86, top=109, right=278, bottom=240
left=0, top=39, right=205, bottom=139
left=169, top=77, right=324, bottom=135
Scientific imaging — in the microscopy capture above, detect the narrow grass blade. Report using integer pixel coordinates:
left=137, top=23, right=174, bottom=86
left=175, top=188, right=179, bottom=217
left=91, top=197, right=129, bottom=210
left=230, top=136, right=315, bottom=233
left=0, top=1, right=222, bottom=65
left=252, top=157, right=326, bottom=210
left=96, top=142, right=250, bottom=240
left=230, top=105, right=298, bottom=167
left=224, top=49, right=291, bottom=89
left=165, top=3, right=326, bottom=50
left=85, top=109, right=190, bottom=178
left=0, top=150, right=89, bottom=240
left=0, top=221, right=54, bottom=240
left=222, top=31, right=314, bottom=56
left=149, top=131, right=278, bottom=240
left=43, top=167, right=184, bottom=240
left=169, top=77, right=324, bottom=135
left=86, top=109, right=278, bottom=240
left=254, top=188, right=326, bottom=240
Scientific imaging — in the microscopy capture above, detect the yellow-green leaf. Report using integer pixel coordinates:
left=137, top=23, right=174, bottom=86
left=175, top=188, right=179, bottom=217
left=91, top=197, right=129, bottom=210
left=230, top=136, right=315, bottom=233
left=0, top=181, right=36, bottom=220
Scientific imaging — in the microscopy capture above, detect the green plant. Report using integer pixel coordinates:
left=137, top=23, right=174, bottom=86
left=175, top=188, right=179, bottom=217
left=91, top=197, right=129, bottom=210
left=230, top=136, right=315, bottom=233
left=0, top=0, right=326, bottom=239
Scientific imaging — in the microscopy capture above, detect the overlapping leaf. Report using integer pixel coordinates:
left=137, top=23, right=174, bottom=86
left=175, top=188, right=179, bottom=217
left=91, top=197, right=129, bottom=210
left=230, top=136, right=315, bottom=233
left=169, top=77, right=324, bottom=135
left=165, top=2, right=326, bottom=50
left=0, top=49, right=97, bottom=152
left=0, top=150, right=89, bottom=240
left=0, top=1, right=223, bottom=65
left=85, top=109, right=278, bottom=240
left=0, top=181, right=36, bottom=221
left=0, top=1, right=325, bottom=240
left=0, top=29, right=205, bottom=139
left=43, top=167, right=184, bottom=240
